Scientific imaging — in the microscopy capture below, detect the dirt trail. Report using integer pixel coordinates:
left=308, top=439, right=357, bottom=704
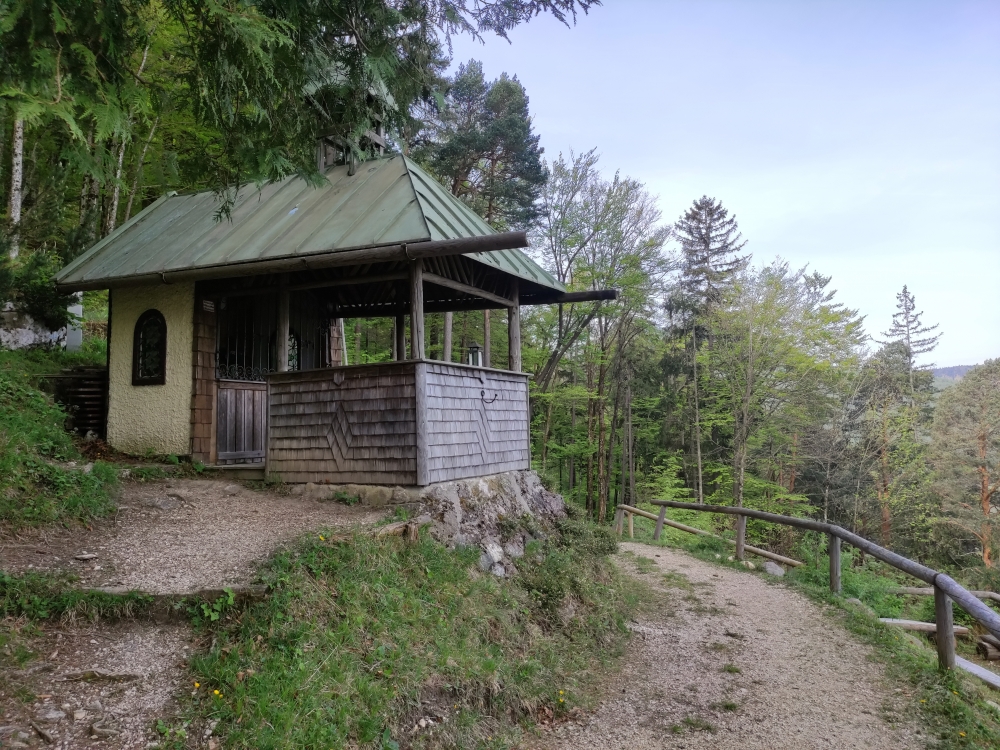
left=536, top=542, right=925, bottom=750
left=0, top=477, right=390, bottom=749
left=1, top=478, right=385, bottom=594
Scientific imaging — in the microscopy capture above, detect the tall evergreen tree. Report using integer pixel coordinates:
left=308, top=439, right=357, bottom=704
left=671, top=196, right=747, bottom=501
left=419, top=60, right=547, bottom=230
left=674, top=196, right=748, bottom=311
left=880, top=285, right=942, bottom=395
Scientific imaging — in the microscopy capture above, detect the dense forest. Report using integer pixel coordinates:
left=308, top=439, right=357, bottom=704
left=2, top=0, right=998, bottom=590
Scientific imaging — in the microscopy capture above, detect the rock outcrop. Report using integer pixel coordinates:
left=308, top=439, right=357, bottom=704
left=292, top=470, right=565, bottom=575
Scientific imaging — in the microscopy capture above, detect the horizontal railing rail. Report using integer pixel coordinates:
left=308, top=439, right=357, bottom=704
left=614, top=499, right=1000, bottom=671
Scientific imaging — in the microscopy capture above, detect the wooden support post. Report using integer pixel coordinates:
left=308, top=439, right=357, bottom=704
left=410, top=258, right=425, bottom=359
left=628, top=511, right=634, bottom=538
left=935, top=584, right=956, bottom=670
left=653, top=505, right=667, bottom=541
left=277, top=278, right=289, bottom=372
left=829, top=533, right=842, bottom=594
left=443, top=311, right=453, bottom=362
left=508, top=278, right=521, bottom=371
left=394, top=314, right=406, bottom=361
left=483, top=309, right=491, bottom=368
left=614, top=506, right=624, bottom=536
left=735, top=514, right=746, bottom=561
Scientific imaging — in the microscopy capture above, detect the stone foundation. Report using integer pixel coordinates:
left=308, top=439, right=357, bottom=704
left=291, top=470, right=566, bottom=575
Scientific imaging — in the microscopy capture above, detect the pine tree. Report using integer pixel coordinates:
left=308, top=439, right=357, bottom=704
left=675, top=196, right=749, bottom=311
left=420, top=60, right=547, bottom=230
left=672, top=196, right=748, bottom=502
left=881, top=285, right=941, bottom=395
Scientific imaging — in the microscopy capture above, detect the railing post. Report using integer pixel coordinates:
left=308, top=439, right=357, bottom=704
left=934, top=584, right=956, bottom=670
left=628, top=511, right=634, bottom=539
left=829, top=533, right=842, bottom=594
left=654, top=505, right=667, bottom=541
left=735, top=514, right=746, bottom=561
left=614, top=507, right=624, bottom=537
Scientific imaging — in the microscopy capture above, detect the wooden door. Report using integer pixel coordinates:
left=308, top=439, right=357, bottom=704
left=216, top=380, right=268, bottom=463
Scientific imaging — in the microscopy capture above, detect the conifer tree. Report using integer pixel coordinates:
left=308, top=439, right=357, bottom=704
left=421, top=60, right=547, bottom=230
left=672, top=196, right=748, bottom=502
left=675, top=196, right=748, bottom=311
left=880, top=285, right=941, bottom=395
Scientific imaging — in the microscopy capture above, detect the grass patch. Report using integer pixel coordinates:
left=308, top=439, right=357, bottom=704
left=0, top=570, right=153, bottom=621
left=177, top=521, right=640, bottom=748
left=722, top=663, right=741, bottom=674
left=0, top=349, right=118, bottom=529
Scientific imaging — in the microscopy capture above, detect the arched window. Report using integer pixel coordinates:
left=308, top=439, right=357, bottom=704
left=132, top=309, right=167, bottom=385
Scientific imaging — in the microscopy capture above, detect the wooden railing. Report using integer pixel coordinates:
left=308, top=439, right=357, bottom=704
left=614, top=500, right=1000, bottom=672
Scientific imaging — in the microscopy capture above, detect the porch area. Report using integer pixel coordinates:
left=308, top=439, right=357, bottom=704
left=266, top=360, right=529, bottom=485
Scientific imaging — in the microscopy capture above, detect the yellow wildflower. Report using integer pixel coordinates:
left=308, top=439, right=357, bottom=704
left=194, top=682, right=200, bottom=688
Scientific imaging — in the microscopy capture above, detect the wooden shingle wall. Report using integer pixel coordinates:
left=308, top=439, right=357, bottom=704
left=190, top=296, right=217, bottom=463
left=422, top=362, right=530, bottom=484
left=267, top=364, right=418, bottom=484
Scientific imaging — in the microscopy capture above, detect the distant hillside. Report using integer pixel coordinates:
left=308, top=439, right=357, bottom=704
left=933, top=365, right=978, bottom=390
left=934, top=365, right=976, bottom=380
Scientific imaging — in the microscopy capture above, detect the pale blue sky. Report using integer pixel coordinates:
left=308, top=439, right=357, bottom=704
left=450, top=0, right=1000, bottom=366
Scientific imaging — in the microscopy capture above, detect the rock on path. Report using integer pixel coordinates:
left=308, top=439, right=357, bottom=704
left=535, top=542, right=925, bottom=750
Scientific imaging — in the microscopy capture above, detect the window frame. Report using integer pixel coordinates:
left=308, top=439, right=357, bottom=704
left=132, top=309, right=167, bottom=386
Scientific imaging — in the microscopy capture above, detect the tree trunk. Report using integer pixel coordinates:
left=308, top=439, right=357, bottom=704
left=692, top=325, right=704, bottom=502
left=104, top=137, right=128, bottom=236
left=733, top=438, right=748, bottom=509
left=124, top=117, right=158, bottom=221
left=443, top=311, right=453, bottom=362
left=569, top=374, right=577, bottom=492
left=483, top=309, right=491, bottom=368
left=628, top=381, right=636, bottom=506
left=979, top=431, right=994, bottom=567
left=601, top=373, right=620, bottom=521
left=8, top=118, right=24, bottom=258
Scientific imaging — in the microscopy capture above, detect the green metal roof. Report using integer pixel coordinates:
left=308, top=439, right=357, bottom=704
left=55, top=155, right=564, bottom=293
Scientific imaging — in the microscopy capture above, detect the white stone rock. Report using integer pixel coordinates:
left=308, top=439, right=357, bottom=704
left=479, top=542, right=504, bottom=571
left=762, top=561, right=785, bottom=577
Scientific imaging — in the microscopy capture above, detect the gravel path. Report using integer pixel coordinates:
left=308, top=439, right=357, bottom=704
left=1, top=478, right=386, bottom=594
left=2, top=621, right=192, bottom=749
left=536, top=542, right=926, bottom=750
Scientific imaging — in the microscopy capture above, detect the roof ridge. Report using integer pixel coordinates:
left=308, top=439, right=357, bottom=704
left=400, top=155, right=434, bottom=242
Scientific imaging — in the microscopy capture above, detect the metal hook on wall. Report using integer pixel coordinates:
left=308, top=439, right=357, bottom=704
left=481, top=389, right=498, bottom=404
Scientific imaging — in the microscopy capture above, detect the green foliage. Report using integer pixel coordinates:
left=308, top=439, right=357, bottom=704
left=182, top=527, right=637, bottom=748
left=0, top=570, right=152, bottom=621
left=191, top=588, right=237, bottom=626
left=331, top=490, right=361, bottom=506
left=0, top=349, right=117, bottom=529
left=932, top=359, right=1000, bottom=567
left=416, top=59, right=547, bottom=230
left=0, top=247, right=79, bottom=329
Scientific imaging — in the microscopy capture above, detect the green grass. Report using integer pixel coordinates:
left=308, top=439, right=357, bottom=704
left=0, top=570, right=153, bottom=621
left=620, top=508, right=1000, bottom=749
left=174, top=520, right=640, bottom=749
left=0, top=348, right=118, bottom=529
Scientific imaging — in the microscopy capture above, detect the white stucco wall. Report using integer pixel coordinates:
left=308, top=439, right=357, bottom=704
left=107, top=283, right=195, bottom=456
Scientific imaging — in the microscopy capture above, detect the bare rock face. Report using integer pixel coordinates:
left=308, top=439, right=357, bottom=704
left=290, top=470, right=565, bottom=576
left=419, top=470, right=565, bottom=575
